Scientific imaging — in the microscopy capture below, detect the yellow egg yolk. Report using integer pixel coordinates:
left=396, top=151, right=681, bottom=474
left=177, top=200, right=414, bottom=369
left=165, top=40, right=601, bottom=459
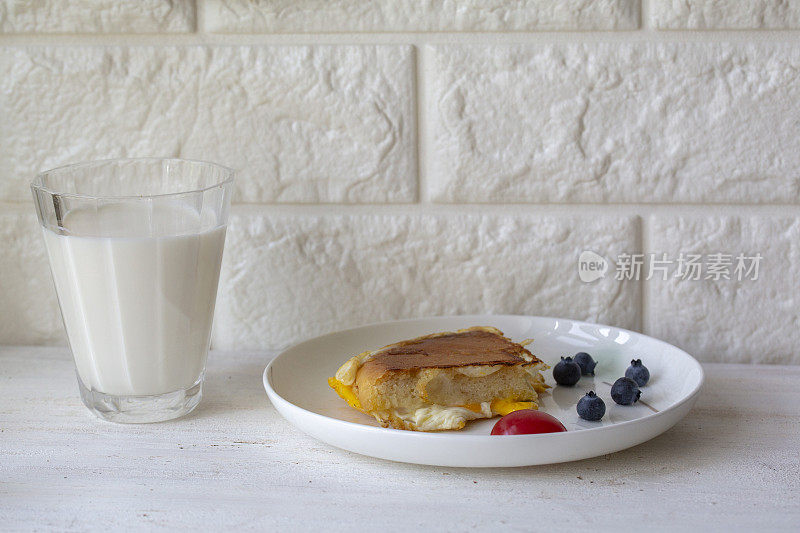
left=328, top=377, right=362, bottom=410
left=490, top=399, right=536, bottom=416
left=464, top=400, right=535, bottom=415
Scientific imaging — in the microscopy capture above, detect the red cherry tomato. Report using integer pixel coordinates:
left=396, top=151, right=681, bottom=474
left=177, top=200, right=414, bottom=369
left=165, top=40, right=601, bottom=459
left=490, top=409, right=567, bottom=435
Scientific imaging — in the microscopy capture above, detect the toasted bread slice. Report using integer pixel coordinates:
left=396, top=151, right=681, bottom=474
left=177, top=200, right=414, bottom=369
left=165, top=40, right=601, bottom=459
left=328, top=326, right=549, bottom=431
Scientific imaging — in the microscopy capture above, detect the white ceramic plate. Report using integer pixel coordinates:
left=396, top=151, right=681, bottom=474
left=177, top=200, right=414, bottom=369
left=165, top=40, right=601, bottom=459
left=263, top=315, right=704, bottom=467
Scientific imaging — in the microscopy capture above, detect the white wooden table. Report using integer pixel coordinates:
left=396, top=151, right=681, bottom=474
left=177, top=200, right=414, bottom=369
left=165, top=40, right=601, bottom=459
left=1, top=346, right=798, bottom=531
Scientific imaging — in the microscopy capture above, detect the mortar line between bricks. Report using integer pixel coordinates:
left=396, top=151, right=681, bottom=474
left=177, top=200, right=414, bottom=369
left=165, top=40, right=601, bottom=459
left=6, top=31, right=800, bottom=46
left=4, top=202, right=800, bottom=216
left=641, top=0, right=651, bottom=31
left=228, top=204, right=800, bottom=218
left=193, top=0, right=203, bottom=36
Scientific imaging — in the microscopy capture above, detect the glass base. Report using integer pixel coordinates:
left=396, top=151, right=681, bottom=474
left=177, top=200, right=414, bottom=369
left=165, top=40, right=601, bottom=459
left=77, top=375, right=203, bottom=423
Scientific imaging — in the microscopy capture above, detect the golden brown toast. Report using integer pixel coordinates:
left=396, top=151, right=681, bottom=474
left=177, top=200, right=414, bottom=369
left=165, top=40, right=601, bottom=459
left=328, top=327, right=548, bottom=431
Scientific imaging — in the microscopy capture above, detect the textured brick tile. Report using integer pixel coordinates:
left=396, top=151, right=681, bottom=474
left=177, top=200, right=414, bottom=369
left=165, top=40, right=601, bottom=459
left=212, top=210, right=641, bottom=350
left=647, top=215, right=800, bottom=364
left=430, top=44, right=800, bottom=204
left=0, top=45, right=415, bottom=203
left=652, top=0, right=800, bottom=29
left=204, top=0, right=639, bottom=32
left=0, top=0, right=195, bottom=33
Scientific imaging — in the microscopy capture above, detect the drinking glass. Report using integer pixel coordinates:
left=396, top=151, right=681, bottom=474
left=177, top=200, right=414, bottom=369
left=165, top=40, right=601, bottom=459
left=31, top=159, right=234, bottom=423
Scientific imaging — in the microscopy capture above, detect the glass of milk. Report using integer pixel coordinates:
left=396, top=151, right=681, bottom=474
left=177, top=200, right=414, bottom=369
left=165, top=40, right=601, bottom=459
left=31, top=159, right=234, bottom=423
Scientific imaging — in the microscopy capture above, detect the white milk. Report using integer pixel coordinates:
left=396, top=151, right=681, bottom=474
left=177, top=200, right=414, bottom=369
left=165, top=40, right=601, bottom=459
left=42, top=203, right=226, bottom=396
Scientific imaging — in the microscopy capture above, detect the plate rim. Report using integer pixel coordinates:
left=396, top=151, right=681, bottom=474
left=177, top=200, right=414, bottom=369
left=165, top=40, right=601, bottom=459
left=263, top=314, right=705, bottom=441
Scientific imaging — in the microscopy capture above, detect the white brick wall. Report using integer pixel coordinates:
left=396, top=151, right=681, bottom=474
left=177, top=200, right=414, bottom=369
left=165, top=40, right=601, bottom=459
left=430, top=43, right=800, bottom=204
left=651, top=1, right=800, bottom=29
left=213, top=210, right=640, bottom=349
left=1, top=45, right=415, bottom=203
left=648, top=215, right=800, bottom=364
left=0, top=1, right=195, bottom=33
left=203, top=1, right=640, bottom=32
left=1, top=0, right=798, bottom=364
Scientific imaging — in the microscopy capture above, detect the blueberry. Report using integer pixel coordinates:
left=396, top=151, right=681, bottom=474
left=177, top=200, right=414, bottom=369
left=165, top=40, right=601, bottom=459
left=553, top=357, right=581, bottom=386
left=611, top=377, right=641, bottom=405
left=577, top=391, right=606, bottom=421
left=625, top=359, right=650, bottom=387
left=573, top=352, right=597, bottom=375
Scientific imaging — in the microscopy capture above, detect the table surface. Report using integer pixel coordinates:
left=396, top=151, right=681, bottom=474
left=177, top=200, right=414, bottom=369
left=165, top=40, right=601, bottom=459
left=1, top=346, right=798, bottom=532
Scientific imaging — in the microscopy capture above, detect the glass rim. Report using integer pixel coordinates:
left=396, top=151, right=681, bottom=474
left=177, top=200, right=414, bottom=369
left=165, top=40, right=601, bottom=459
left=30, top=157, right=235, bottom=201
